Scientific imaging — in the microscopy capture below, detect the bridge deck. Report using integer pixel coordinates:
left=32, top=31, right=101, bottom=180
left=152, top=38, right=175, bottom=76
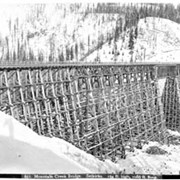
left=0, top=62, right=178, bottom=68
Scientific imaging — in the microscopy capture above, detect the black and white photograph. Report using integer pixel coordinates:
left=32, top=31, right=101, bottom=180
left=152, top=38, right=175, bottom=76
left=0, top=1, right=180, bottom=179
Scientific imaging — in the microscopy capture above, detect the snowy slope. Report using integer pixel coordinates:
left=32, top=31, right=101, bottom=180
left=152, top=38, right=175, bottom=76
left=1, top=110, right=180, bottom=174
left=0, top=4, right=118, bottom=62
left=136, top=17, right=180, bottom=63
left=117, top=139, right=180, bottom=175
left=85, top=17, right=180, bottom=63
left=0, top=111, right=121, bottom=173
left=0, top=111, right=91, bottom=173
left=0, top=136, right=89, bottom=173
left=2, top=5, right=179, bottom=63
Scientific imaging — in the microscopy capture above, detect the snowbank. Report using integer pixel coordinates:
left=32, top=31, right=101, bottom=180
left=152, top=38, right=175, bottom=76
left=0, top=111, right=90, bottom=173
left=0, top=136, right=89, bottom=174
left=117, top=141, right=180, bottom=175
left=0, top=111, right=120, bottom=173
left=167, top=129, right=180, bottom=137
left=1, top=110, right=180, bottom=175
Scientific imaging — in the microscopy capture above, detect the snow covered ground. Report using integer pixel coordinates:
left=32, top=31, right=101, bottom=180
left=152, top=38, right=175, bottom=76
left=137, top=17, right=180, bottom=63
left=1, top=110, right=180, bottom=174
left=117, top=139, right=180, bottom=175
left=0, top=111, right=120, bottom=174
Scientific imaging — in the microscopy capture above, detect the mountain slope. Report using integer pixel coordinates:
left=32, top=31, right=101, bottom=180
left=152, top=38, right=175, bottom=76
left=136, top=17, right=180, bottom=62
left=85, top=17, right=180, bottom=63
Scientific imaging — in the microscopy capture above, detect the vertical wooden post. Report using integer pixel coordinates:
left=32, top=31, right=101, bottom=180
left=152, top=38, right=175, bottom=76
left=59, top=68, right=73, bottom=142
left=67, top=67, right=80, bottom=143
left=154, top=66, right=166, bottom=143
left=141, top=67, right=149, bottom=142
left=17, top=69, right=27, bottom=123
left=176, top=69, right=180, bottom=132
left=99, top=67, right=114, bottom=158
left=39, top=69, right=52, bottom=137
left=28, top=70, right=42, bottom=135
left=86, top=67, right=102, bottom=158
left=49, top=68, right=62, bottom=138
left=134, top=66, right=145, bottom=141
left=73, top=68, right=83, bottom=142
left=4, top=71, right=14, bottom=116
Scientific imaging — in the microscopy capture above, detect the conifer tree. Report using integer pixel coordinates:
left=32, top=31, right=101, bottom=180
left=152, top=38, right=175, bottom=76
left=66, top=46, right=69, bottom=61
left=13, top=50, right=16, bottom=61
left=75, top=43, right=78, bottom=58
left=60, top=52, right=64, bottom=62
left=128, top=29, right=134, bottom=63
left=71, top=46, right=74, bottom=60
left=134, top=26, right=138, bottom=40
left=114, top=25, right=119, bottom=42
left=119, top=18, right=122, bottom=34
left=88, top=35, right=90, bottom=51
left=124, top=19, right=127, bottom=31
left=128, top=29, right=134, bottom=50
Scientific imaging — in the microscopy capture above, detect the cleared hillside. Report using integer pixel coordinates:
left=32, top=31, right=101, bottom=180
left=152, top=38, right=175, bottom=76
left=0, top=4, right=118, bottom=63
left=85, top=17, right=180, bottom=63
left=137, top=17, right=180, bottom=62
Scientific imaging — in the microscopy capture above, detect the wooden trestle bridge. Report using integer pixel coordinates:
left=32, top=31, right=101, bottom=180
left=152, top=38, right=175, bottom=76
left=0, top=62, right=179, bottom=161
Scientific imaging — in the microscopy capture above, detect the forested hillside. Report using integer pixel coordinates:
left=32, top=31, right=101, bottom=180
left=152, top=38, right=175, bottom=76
left=0, top=3, right=180, bottom=63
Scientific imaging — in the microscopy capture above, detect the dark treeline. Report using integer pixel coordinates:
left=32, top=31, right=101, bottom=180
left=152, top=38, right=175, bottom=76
left=84, top=3, right=180, bottom=25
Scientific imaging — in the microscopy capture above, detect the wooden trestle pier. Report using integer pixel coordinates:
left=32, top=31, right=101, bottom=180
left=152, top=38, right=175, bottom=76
left=0, top=62, right=179, bottom=161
